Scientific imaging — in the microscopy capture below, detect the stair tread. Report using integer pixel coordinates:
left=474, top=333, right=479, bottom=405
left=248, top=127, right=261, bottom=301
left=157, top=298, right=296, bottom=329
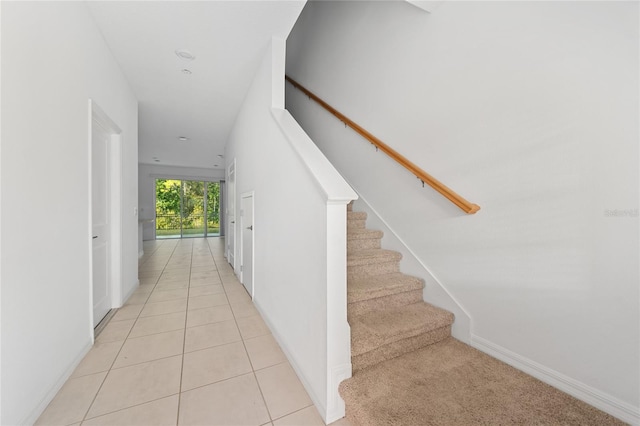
left=347, top=249, right=401, bottom=266
left=348, top=273, right=424, bottom=303
left=350, top=302, right=454, bottom=356
left=347, top=228, right=383, bottom=240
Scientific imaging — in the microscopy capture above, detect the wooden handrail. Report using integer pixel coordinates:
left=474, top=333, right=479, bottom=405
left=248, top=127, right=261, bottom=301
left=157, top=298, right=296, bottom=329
left=285, top=76, right=480, bottom=214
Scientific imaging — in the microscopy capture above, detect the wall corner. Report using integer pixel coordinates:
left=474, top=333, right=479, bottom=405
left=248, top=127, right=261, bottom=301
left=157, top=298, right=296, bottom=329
left=271, top=36, right=286, bottom=109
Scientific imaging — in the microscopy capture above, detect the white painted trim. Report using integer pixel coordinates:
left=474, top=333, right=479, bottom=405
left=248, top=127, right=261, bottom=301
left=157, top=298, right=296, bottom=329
left=122, top=279, right=139, bottom=305
left=253, top=300, right=327, bottom=421
left=87, top=101, right=94, bottom=341
left=239, top=191, right=255, bottom=298
left=89, top=99, right=124, bottom=325
left=471, top=335, right=640, bottom=425
left=0, top=4, right=4, bottom=418
left=109, top=134, right=123, bottom=307
left=226, top=159, right=237, bottom=273
left=271, top=108, right=357, bottom=204
left=90, top=100, right=122, bottom=139
left=242, top=202, right=352, bottom=424
left=148, top=173, right=221, bottom=182
left=325, top=202, right=351, bottom=423
left=352, top=194, right=472, bottom=342
left=22, top=340, right=93, bottom=426
left=326, top=363, right=351, bottom=424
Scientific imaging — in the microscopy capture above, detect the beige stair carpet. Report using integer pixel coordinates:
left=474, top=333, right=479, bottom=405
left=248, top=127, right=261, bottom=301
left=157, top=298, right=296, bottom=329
left=340, top=337, right=624, bottom=426
left=346, top=206, right=454, bottom=372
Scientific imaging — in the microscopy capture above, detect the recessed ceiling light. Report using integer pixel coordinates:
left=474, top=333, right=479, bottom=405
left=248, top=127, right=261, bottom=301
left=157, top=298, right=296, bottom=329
left=175, top=49, right=196, bottom=61
left=214, top=164, right=219, bottom=167
left=178, top=136, right=189, bottom=141
left=217, top=154, right=224, bottom=158
left=154, top=159, right=160, bottom=162
left=181, top=69, right=192, bottom=75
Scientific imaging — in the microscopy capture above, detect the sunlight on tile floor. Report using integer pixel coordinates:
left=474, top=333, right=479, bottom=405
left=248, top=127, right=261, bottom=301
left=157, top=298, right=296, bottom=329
left=36, top=238, right=351, bottom=426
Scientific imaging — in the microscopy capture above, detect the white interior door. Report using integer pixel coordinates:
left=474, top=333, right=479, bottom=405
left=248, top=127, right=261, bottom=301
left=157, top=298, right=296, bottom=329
left=227, top=161, right=236, bottom=269
left=92, top=120, right=111, bottom=326
left=240, top=193, right=254, bottom=297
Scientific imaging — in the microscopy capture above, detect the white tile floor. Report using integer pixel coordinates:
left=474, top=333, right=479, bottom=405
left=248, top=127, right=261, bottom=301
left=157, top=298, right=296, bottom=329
left=36, top=238, right=351, bottom=426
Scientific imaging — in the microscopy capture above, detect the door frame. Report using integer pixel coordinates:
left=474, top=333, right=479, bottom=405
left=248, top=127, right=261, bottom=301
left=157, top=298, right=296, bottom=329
left=219, top=180, right=226, bottom=237
left=88, top=100, right=123, bottom=337
left=240, top=191, right=254, bottom=298
left=227, top=160, right=236, bottom=270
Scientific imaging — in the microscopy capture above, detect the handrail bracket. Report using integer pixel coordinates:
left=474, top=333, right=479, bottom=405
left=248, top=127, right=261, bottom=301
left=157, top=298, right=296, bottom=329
left=285, top=75, right=480, bottom=215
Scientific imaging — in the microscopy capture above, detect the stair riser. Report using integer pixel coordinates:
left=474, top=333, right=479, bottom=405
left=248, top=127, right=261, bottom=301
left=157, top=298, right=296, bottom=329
left=352, top=325, right=451, bottom=373
left=348, top=261, right=399, bottom=279
left=347, top=238, right=381, bottom=252
left=347, top=219, right=367, bottom=229
left=348, top=289, right=423, bottom=319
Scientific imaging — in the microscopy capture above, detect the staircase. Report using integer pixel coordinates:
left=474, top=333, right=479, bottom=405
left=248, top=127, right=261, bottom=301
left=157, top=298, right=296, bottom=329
left=339, top=205, right=624, bottom=426
left=344, top=203, right=454, bottom=373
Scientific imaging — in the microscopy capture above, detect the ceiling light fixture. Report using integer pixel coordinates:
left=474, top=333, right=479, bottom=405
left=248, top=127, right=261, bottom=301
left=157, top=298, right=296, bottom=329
left=154, top=159, right=160, bottom=162
left=178, top=136, right=189, bottom=141
left=175, top=49, right=196, bottom=61
left=181, top=69, right=192, bottom=75
left=217, top=154, right=224, bottom=158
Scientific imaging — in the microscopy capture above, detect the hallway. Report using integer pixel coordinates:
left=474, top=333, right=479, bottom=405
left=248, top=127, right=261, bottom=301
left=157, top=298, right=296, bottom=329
left=36, top=238, right=349, bottom=425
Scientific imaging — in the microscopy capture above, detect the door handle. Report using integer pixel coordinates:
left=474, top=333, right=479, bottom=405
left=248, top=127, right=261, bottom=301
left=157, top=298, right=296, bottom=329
left=246, top=225, right=253, bottom=230
left=92, top=236, right=98, bottom=239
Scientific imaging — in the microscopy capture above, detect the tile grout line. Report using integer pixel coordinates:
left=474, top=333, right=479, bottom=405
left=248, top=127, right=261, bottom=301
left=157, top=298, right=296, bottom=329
left=208, top=238, right=322, bottom=425
left=215, top=241, right=277, bottom=424
left=269, top=403, right=317, bottom=424
left=106, top=241, right=179, bottom=404
left=202, top=239, right=273, bottom=419
left=78, top=393, right=181, bottom=424
left=71, top=237, right=277, bottom=425
left=97, top=238, right=325, bottom=426
left=80, top=239, right=178, bottom=424
left=174, top=360, right=290, bottom=395
left=176, top=238, right=196, bottom=426
left=209, top=238, right=279, bottom=419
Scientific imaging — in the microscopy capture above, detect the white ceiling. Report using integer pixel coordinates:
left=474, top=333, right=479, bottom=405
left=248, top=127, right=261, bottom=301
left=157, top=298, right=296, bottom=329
left=87, top=1, right=306, bottom=169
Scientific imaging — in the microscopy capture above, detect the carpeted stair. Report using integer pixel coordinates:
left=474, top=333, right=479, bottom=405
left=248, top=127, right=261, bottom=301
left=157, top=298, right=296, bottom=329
left=339, top=204, right=625, bottom=426
left=345, top=203, right=454, bottom=373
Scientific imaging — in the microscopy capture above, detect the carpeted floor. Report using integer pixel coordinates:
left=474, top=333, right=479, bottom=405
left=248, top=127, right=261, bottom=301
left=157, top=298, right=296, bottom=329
left=340, top=337, right=626, bottom=426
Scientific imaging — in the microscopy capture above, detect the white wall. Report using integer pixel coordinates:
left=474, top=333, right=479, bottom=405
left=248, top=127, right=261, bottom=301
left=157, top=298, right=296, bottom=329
left=286, top=1, right=639, bottom=422
left=138, top=163, right=224, bottom=242
left=225, top=36, right=356, bottom=423
left=1, top=3, right=138, bottom=424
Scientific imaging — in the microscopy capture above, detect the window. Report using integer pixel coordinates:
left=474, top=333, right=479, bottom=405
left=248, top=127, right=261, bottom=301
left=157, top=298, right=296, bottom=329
left=155, top=179, right=221, bottom=238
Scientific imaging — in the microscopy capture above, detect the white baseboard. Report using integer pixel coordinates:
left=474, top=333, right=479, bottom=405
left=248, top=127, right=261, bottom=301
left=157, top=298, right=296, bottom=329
left=352, top=195, right=472, bottom=342
left=120, top=279, right=139, bottom=306
left=253, top=300, right=329, bottom=423
left=471, top=334, right=640, bottom=425
left=23, top=340, right=93, bottom=425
